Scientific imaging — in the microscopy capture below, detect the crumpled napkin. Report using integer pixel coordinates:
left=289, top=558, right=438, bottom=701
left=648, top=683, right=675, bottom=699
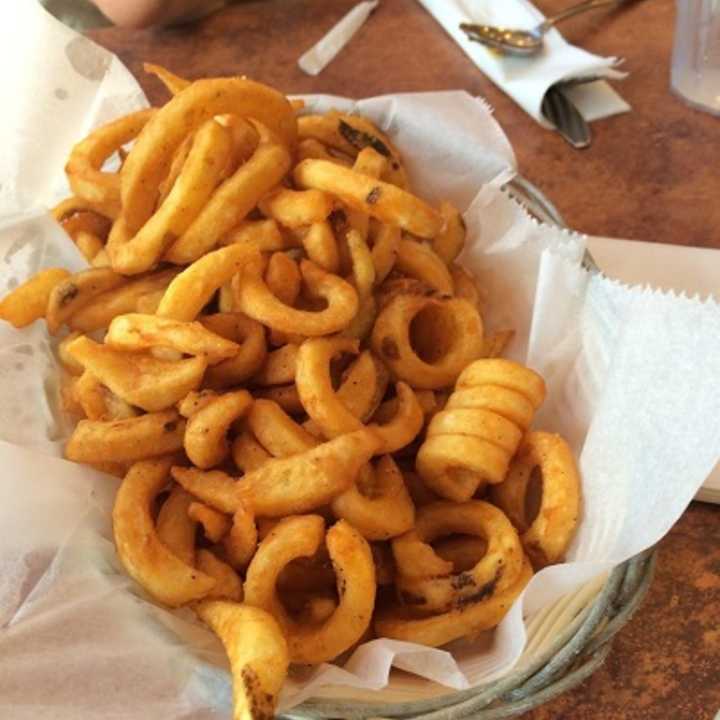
left=416, top=0, right=630, bottom=127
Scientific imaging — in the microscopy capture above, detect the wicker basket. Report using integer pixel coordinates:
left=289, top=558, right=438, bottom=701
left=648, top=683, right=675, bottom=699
left=283, top=178, right=656, bottom=720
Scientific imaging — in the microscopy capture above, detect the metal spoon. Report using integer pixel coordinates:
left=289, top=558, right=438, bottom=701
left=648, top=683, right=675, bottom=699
left=460, top=0, right=633, bottom=57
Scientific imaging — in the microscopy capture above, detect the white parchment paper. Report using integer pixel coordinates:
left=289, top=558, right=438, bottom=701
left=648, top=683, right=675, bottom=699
left=1, top=4, right=720, bottom=718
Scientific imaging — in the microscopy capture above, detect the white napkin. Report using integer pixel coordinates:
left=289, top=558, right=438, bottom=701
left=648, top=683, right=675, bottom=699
left=298, top=1, right=379, bottom=76
left=417, top=0, right=630, bottom=127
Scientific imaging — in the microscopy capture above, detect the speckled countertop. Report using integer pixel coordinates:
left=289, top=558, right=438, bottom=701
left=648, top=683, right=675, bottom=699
left=88, top=2, right=720, bottom=717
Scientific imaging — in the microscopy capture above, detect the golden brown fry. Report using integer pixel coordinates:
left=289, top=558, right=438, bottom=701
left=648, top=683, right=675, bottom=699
left=245, top=516, right=376, bottom=663
left=156, top=485, right=197, bottom=566
left=74, top=369, right=139, bottom=421
left=371, top=294, right=484, bottom=390
left=158, top=244, right=262, bottom=321
left=195, top=601, right=288, bottom=720
left=0, top=269, right=71, bottom=329
left=491, top=432, right=580, bottom=569
left=220, top=218, right=288, bottom=252
left=247, top=399, right=319, bottom=457
left=395, top=238, right=454, bottom=295
left=143, top=62, right=190, bottom=95
left=294, top=160, right=442, bottom=238
left=297, top=221, right=340, bottom=273
left=46, top=268, right=125, bottom=335
left=201, top=313, right=268, bottom=389
left=239, top=429, right=381, bottom=517
left=68, top=268, right=180, bottom=333
left=66, top=410, right=186, bottom=464
left=223, top=501, right=259, bottom=569
left=184, top=390, right=253, bottom=469
left=234, top=256, right=358, bottom=336
left=68, top=335, right=206, bottom=412
left=331, top=456, right=415, bottom=540
left=251, top=343, right=299, bottom=386
left=260, top=188, right=333, bottom=228
left=196, top=550, right=244, bottom=602
left=188, top=502, right=232, bottom=543
left=231, top=432, right=271, bottom=474
left=171, top=466, right=240, bottom=514
left=432, top=201, right=466, bottom=265
left=255, top=384, right=304, bottom=415
left=164, top=136, right=292, bottom=264
left=106, top=313, right=240, bottom=364
left=113, top=457, right=215, bottom=606
left=66, top=109, right=154, bottom=219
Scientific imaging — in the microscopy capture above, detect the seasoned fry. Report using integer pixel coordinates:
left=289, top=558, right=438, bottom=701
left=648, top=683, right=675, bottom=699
left=156, top=485, right=197, bottom=566
left=234, top=256, right=359, bottom=336
left=106, top=313, right=240, bottom=364
left=112, top=457, right=215, bottom=606
left=67, top=336, right=206, bottom=412
left=195, top=601, right=288, bottom=720
left=188, top=502, right=232, bottom=543
left=238, top=429, right=381, bottom=517
left=184, top=390, right=253, bottom=469
left=395, top=238, right=454, bottom=295
left=158, top=244, right=262, bottom=321
left=46, top=268, right=125, bottom=335
left=294, top=159, right=442, bottom=238
left=0, top=268, right=71, bottom=328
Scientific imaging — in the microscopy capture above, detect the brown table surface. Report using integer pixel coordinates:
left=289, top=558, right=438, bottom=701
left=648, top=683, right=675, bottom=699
left=89, top=1, right=720, bottom=718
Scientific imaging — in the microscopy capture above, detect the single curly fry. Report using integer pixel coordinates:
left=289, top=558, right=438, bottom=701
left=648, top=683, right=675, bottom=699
left=201, top=313, right=268, bottom=389
left=294, top=159, right=441, bottom=238
left=106, top=313, right=240, bottom=364
left=66, top=410, right=186, bottom=464
left=331, top=455, right=415, bottom=540
left=395, top=238, right=454, bottom=295
left=195, top=601, right=288, bottom=720
left=0, top=268, right=71, bottom=329
left=196, top=550, right=244, bottom=602
left=375, top=555, right=532, bottom=647
left=238, top=429, right=381, bottom=517
left=392, top=500, right=524, bottom=613
left=296, top=337, right=362, bottom=439
left=158, top=244, right=262, bottom=322
left=369, top=382, right=424, bottom=454
left=223, top=501, right=259, bottom=569
left=245, top=516, right=376, bottom=664
left=491, top=432, right=580, bottom=569
left=46, top=268, right=125, bottom=335
left=67, top=335, right=206, bottom=412
left=188, top=502, right=232, bottom=543
left=231, top=432, right=271, bottom=474
left=259, top=188, right=333, bottom=228
left=184, top=390, right=253, bottom=469
left=113, top=457, right=215, bottom=606
left=234, top=256, right=358, bottom=336
left=156, top=485, right=197, bottom=566
left=251, top=343, right=299, bottom=386
left=247, top=399, right=319, bottom=457
left=143, top=62, right=190, bottom=95
left=432, top=201, right=466, bottom=265
left=371, top=294, right=484, bottom=390
left=456, top=359, right=546, bottom=410
left=66, top=109, right=154, bottom=219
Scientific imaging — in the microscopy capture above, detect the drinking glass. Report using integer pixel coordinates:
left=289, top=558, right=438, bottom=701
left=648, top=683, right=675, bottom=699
left=671, top=0, right=720, bottom=115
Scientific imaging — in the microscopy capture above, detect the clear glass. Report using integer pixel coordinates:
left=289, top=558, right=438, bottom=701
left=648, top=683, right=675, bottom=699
left=671, top=0, right=720, bottom=115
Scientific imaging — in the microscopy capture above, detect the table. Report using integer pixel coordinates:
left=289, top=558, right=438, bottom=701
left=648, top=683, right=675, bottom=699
left=88, top=2, right=720, bottom=718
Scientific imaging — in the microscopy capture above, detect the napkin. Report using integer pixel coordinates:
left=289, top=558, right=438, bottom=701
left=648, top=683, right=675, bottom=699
left=416, top=0, right=630, bottom=127
left=298, top=1, right=379, bottom=76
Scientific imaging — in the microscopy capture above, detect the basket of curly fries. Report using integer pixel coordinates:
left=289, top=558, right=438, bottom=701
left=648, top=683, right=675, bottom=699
left=2, top=11, right=720, bottom=720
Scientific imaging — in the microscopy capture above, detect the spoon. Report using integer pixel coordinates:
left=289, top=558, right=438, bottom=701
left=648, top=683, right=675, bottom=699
left=460, top=0, right=633, bottom=57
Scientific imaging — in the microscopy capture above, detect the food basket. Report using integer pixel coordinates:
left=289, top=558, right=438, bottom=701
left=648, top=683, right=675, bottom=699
left=284, top=178, right=657, bottom=720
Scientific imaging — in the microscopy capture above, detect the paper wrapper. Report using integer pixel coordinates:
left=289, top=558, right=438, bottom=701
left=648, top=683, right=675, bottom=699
left=2, top=5, right=720, bottom=717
